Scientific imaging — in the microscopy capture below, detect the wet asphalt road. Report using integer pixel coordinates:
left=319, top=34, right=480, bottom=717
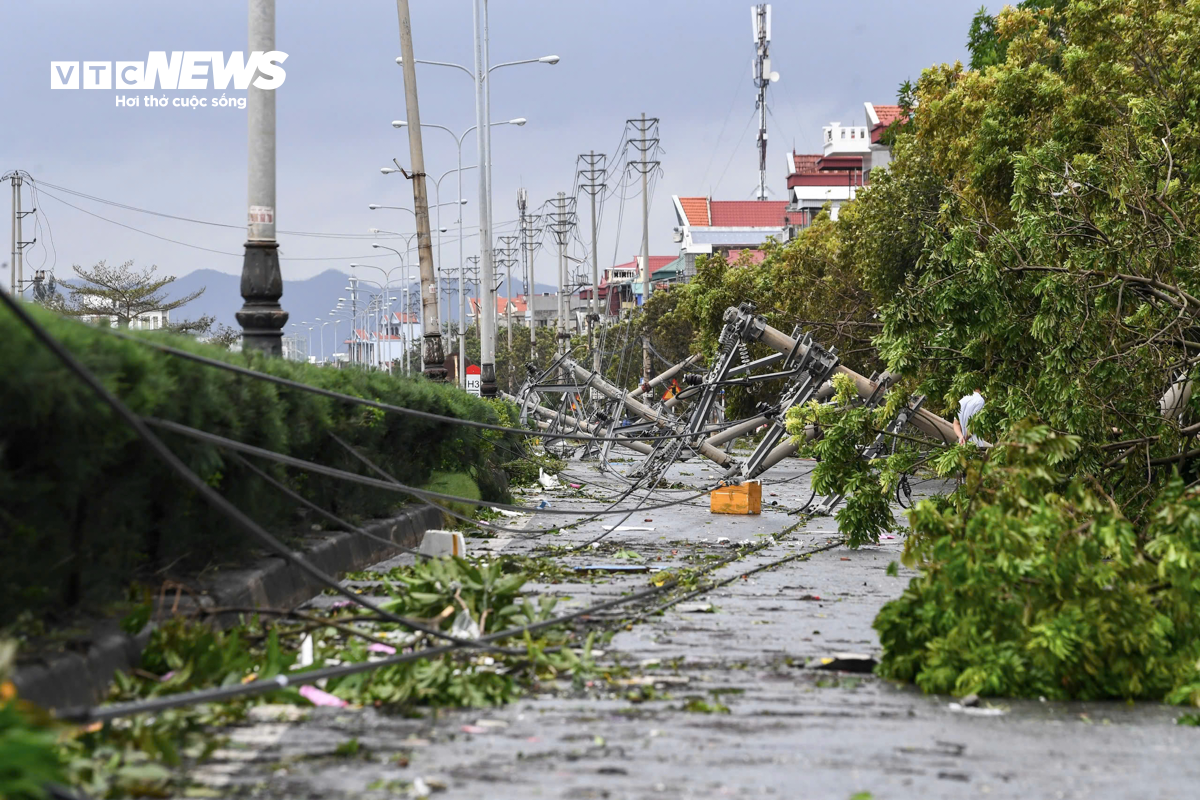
left=187, top=457, right=1200, bottom=800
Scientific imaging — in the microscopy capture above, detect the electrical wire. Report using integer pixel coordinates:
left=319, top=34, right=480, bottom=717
left=54, top=504, right=843, bottom=724
left=228, top=451, right=431, bottom=560
left=94, top=325, right=741, bottom=447
left=35, top=188, right=394, bottom=261
left=0, top=289, right=541, bottom=656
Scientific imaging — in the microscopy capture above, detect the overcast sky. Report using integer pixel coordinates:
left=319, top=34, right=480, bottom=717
left=1, top=0, right=979, bottom=293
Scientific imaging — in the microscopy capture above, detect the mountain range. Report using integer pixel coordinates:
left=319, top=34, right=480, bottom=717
left=168, top=268, right=559, bottom=354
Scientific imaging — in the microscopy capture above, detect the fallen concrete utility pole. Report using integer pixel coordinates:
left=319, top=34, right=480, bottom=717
left=531, top=419, right=655, bottom=456
left=630, top=353, right=703, bottom=400
left=723, top=305, right=958, bottom=444
left=564, top=358, right=736, bottom=467
left=501, top=391, right=656, bottom=457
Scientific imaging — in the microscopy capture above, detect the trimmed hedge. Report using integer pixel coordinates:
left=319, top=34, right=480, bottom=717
left=0, top=305, right=521, bottom=621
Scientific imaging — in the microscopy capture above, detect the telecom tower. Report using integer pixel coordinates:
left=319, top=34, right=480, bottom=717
left=752, top=4, right=779, bottom=201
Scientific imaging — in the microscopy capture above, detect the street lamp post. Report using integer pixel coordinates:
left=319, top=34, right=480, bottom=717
left=382, top=165, right=472, bottom=336
left=350, top=275, right=409, bottom=373
left=392, top=117, right=525, bottom=388
left=350, top=262, right=410, bottom=372
left=298, top=321, right=315, bottom=362
left=238, top=0, right=288, bottom=354
left=396, top=45, right=556, bottom=394
left=329, top=303, right=349, bottom=365
left=317, top=318, right=331, bottom=363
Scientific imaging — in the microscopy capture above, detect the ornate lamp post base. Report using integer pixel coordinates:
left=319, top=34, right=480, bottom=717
left=423, top=333, right=448, bottom=381
left=236, top=240, right=288, bottom=356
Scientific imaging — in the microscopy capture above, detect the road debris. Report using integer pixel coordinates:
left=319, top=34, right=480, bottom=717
left=812, top=653, right=877, bottom=673
left=676, top=602, right=714, bottom=613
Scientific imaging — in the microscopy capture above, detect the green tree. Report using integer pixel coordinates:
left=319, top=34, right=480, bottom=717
left=683, top=0, right=1200, bottom=703
left=60, top=260, right=204, bottom=330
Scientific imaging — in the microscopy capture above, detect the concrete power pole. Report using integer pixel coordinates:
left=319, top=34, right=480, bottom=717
left=473, top=0, right=498, bottom=397
left=9, top=174, right=15, bottom=295
left=626, top=113, right=660, bottom=381
left=237, top=0, right=288, bottom=355
left=6, top=172, right=35, bottom=296
left=546, top=193, right=577, bottom=357
left=577, top=152, right=607, bottom=376
left=394, top=0, right=445, bottom=380
left=516, top=189, right=540, bottom=362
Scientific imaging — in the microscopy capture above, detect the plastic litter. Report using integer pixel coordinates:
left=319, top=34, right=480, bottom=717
left=569, top=483, right=583, bottom=489
left=490, top=507, right=523, bottom=517
left=299, top=685, right=348, bottom=707
left=298, top=634, right=314, bottom=667
left=948, top=702, right=1005, bottom=716
left=450, top=610, right=481, bottom=640
left=538, top=468, right=562, bottom=489
left=367, top=642, right=397, bottom=655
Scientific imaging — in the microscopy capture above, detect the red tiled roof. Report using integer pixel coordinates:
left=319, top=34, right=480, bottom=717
left=709, top=200, right=807, bottom=228
left=469, top=296, right=528, bottom=316
left=387, top=312, right=420, bottom=324
left=872, top=104, right=904, bottom=127
left=791, top=153, right=823, bottom=175
left=868, top=104, right=907, bottom=143
left=678, top=197, right=710, bottom=226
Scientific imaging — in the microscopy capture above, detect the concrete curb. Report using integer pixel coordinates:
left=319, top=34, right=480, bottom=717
left=13, top=504, right=444, bottom=711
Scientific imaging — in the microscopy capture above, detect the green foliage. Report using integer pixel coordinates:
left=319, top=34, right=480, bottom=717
left=876, top=425, right=1200, bottom=703
left=0, top=641, right=66, bottom=800
left=500, top=450, right=566, bottom=488
left=672, top=219, right=884, bottom=420
left=327, top=556, right=589, bottom=707
left=58, top=259, right=205, bottom=328
left=784, top=375, right=915, bottom=548
left=0, top=304, right=520, bottom=623
left=660, top=0, right=1200, bottom=705
left=423, top=471, right=483, bottom=520
left=57, top=555, right=598, bottom=795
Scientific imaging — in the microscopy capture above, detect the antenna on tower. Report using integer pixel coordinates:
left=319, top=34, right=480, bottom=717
left=752, top=4, right=778, bottom=201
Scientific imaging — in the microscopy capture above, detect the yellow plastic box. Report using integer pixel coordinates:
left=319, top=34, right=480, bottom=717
left=709, top=481, right=762, bottom=515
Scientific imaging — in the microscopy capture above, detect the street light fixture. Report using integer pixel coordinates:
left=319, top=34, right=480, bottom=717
left=389, top=118, right=526, bottom=389
left=394, top=49, right=556, bottom=396
left=394, top=56, right=559, bottom=73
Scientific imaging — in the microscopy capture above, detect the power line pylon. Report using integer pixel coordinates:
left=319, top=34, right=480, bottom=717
left=626, top=113, right=660, bottom=381
left=545, top=192, right=578, bottom=357
left=495, top=234, right=519, bottom=353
